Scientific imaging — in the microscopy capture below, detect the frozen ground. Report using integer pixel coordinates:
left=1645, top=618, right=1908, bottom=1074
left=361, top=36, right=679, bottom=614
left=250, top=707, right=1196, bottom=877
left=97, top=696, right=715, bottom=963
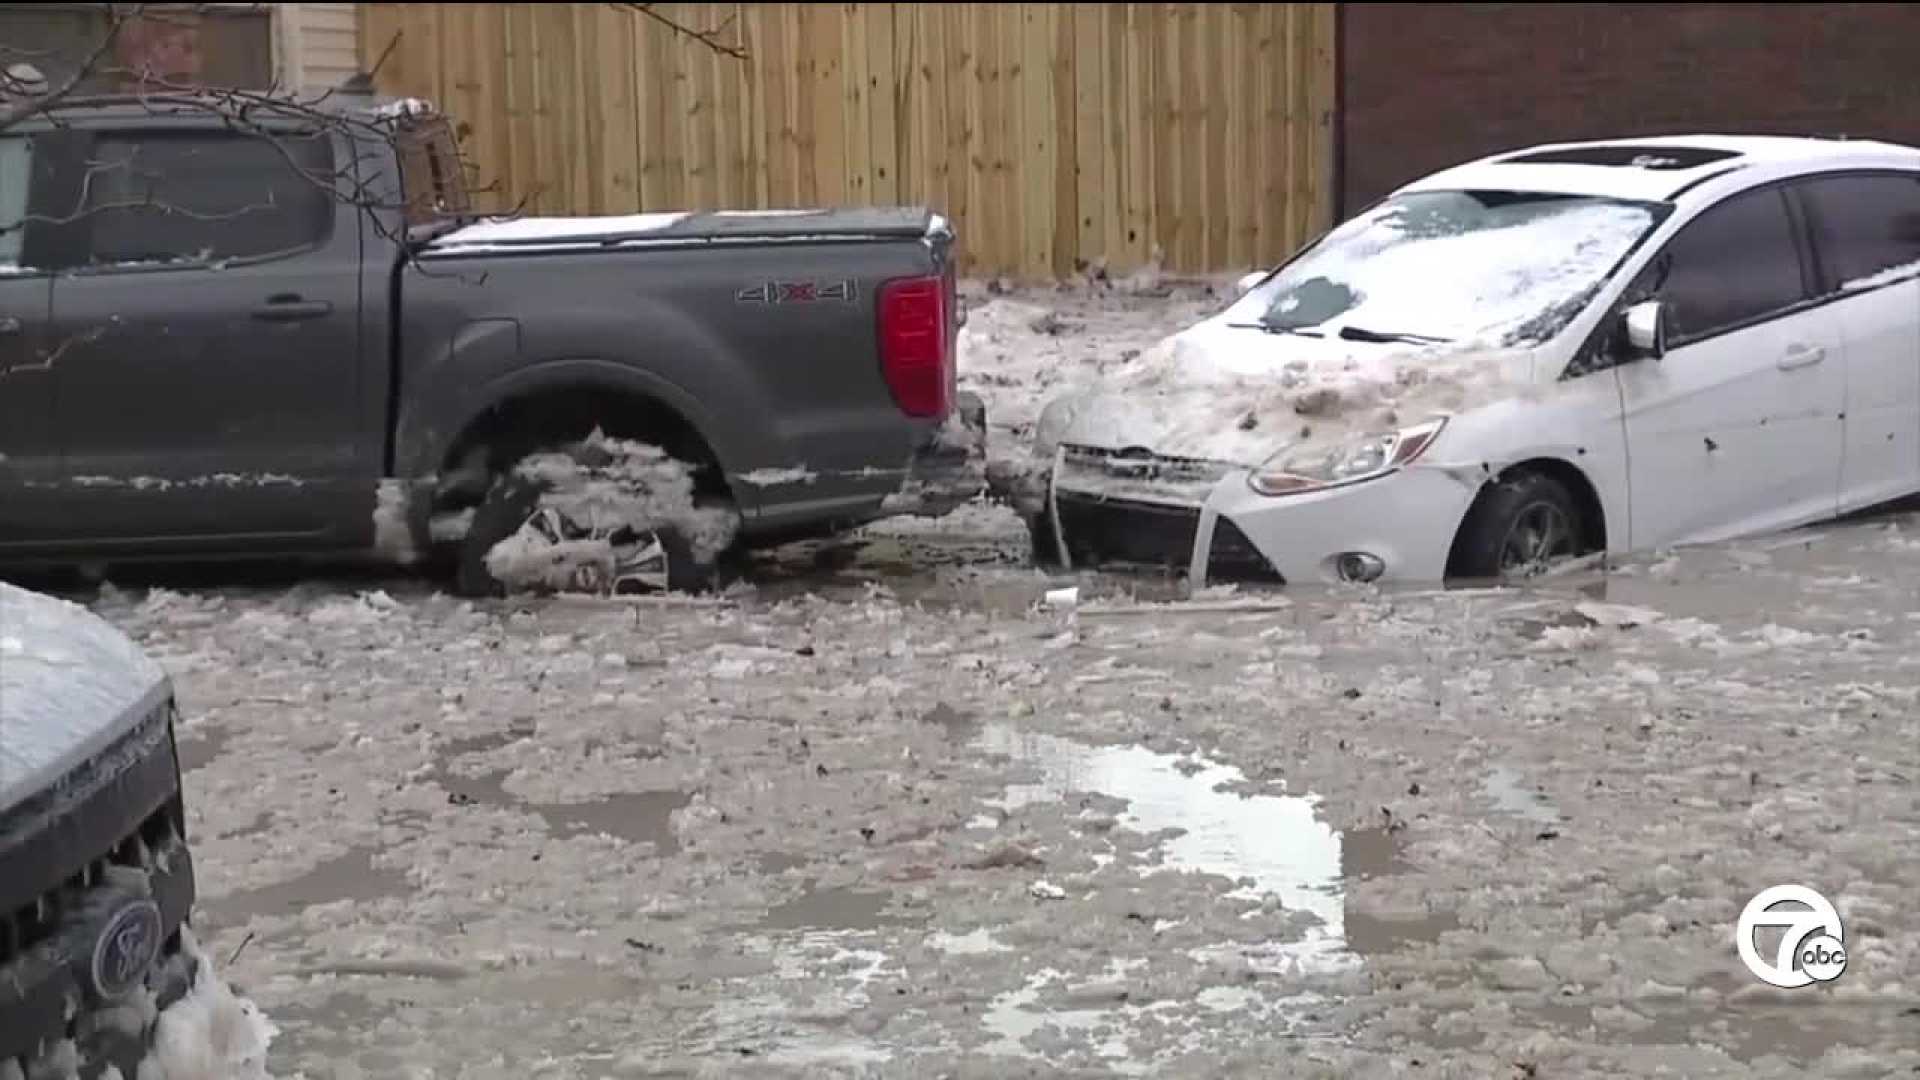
left=25, top=285, right=1920, bottom=1077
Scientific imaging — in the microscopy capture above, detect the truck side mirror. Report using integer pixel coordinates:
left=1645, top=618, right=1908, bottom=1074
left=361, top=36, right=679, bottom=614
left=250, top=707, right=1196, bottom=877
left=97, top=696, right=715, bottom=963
left=1623, top=299, right=1666, bottom=361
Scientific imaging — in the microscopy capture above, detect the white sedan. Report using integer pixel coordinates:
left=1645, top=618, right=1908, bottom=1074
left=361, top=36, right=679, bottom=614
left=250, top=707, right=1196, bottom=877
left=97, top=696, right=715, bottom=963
left=1022, top=134, right=1920, bottom=585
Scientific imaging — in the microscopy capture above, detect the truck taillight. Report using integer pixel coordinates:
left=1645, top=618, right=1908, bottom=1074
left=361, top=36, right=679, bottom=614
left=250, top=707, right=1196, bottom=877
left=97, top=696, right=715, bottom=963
left=877, top=275, right=953, bottom=419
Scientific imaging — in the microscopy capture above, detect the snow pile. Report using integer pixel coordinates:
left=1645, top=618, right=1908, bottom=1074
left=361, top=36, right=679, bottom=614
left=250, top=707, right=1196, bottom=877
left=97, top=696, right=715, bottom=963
left=484, top=430, right=740, bottom=591
left=134, top=930, right=278, bottom=1080
left=430, top=212, right=690, bottom=252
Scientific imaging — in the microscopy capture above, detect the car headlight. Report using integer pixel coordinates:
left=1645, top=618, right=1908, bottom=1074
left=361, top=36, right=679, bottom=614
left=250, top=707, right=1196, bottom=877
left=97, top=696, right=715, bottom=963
left=1247, top=418, right=1447, bottom=496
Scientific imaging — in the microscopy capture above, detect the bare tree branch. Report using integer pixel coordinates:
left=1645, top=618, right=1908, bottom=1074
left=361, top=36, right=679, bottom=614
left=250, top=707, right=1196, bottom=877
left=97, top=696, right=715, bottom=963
left=0, top=3, right=141, bottom=132
left=609, top=3, right=749, bottom=60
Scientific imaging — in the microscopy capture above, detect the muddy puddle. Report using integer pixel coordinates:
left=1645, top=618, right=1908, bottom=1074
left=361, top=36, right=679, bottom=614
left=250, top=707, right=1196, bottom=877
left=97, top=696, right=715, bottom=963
left=173, top=723, right=232, bottom=773
left=430, top=732, right=690, bottom=852
left=207, top=846, right=409, bottom=924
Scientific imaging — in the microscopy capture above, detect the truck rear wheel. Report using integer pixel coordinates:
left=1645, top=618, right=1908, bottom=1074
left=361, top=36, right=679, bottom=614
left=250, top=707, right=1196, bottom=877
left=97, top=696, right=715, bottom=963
left=452, top=442, right=735, bottom=598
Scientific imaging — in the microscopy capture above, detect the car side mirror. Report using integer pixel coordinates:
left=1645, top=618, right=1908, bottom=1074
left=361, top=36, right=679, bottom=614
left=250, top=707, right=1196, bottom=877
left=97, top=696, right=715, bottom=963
left=1234, top=270, right=1268, bottom=298
left=1623, top=299, right=1666, bottom=361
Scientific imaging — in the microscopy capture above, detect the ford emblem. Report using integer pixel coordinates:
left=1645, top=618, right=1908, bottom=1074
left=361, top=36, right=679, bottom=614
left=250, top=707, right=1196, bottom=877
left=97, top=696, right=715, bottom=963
left=91, top=899, right=163, bottom=1000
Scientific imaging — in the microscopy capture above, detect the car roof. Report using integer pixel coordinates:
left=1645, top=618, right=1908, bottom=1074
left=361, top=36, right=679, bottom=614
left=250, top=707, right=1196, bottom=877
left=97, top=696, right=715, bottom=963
left=1398, top=134, right=1920, bottom=205
left=10, top=77, right=417, bottom=131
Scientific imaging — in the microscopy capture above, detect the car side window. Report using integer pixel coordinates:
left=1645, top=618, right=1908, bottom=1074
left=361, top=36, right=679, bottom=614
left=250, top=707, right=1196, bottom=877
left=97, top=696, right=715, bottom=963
left=78, top=129, right=335, bottom=269
left=0, top=135, right=31, bottom=271
left=1650, top=186, right=1808, bottom=346
left=1796, top=173, right=1920, bottom=292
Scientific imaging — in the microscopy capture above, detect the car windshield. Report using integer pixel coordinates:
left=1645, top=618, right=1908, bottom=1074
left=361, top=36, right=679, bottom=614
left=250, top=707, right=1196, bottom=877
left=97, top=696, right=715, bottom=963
left=1239, top=189, right=1668, bottom=347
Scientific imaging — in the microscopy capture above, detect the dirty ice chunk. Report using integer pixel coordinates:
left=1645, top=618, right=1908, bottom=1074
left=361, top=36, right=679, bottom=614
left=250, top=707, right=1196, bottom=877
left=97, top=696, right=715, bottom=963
left=1029, top=880, right=1068, bottom=901
left=1573, top=601, right=1663, bottom=629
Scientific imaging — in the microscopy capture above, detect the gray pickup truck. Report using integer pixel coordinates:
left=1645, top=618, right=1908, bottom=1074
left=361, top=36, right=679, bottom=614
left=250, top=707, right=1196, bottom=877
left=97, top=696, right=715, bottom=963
left=1, top=581, right=201, bottom=1077
left=0, top=86, right=983, bottom=594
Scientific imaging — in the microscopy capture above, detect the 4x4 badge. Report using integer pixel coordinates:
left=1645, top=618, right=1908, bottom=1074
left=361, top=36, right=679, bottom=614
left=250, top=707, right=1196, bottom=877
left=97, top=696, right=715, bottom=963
left=736, top=280, right=856, bottom=305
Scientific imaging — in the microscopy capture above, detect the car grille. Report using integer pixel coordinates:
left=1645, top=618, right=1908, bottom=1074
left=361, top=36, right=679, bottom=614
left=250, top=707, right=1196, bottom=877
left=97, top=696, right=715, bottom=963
left=0, top=799, right=186, bottom=970
left=1053, top=493, right=1283, bottom=583
left=0, top=695, right=188, bottom=970
left=1059, top=444, right=1234, bottom=488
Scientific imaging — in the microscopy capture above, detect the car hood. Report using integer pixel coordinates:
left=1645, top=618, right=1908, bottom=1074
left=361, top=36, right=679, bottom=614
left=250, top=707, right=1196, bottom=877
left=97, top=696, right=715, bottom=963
left=1, top=582, right=170, bottom=814
left=1036, top=313, right=1543, bottom=469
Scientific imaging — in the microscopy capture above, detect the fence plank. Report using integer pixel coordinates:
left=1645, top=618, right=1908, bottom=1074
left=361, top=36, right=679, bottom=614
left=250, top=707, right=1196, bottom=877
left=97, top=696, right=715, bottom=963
left=367, top=2, right=1332, bottom=277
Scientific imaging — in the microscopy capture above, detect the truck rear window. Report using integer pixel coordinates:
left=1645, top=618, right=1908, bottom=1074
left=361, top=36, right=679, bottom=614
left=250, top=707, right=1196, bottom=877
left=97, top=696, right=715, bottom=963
left=395, top=115, right=472, bottom=230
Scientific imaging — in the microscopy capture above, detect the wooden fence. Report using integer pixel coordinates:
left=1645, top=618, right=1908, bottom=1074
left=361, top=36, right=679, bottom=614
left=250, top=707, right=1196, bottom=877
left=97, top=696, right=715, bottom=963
left=359, top=3, right=1336, bottom=278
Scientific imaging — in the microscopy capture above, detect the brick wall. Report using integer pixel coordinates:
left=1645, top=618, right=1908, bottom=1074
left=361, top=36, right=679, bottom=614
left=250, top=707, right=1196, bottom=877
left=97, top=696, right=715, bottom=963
left=1340, top=3, right=1920, bottom=215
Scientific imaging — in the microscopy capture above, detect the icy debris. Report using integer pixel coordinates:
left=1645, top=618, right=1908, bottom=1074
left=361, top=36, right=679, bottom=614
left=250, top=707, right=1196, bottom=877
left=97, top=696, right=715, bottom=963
left=1028, top=880, right=1068, bottom=901
left=1574, top=601, right=1663, bottom=629
left=432, top=212, right=689, bottom=249
left=1754, top=624, right=1821, bottom=649
left=1041, top=586, right=1080, bottom=610
left=136, top=937, right=278, bottom=1080
left=372, top=478, right=419, bottom=565
left=736, top=467, right=820, bottom=487
left=371, top=95, right=435, bottom=120
left=305, top=594, right=394, bottom=626
left=484, top=431, right=742, bottom=593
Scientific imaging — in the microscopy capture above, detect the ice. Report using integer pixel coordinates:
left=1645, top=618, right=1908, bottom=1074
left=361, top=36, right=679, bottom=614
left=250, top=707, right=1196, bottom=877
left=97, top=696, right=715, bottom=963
left=1840, top=257, right=1920, bottom=292
left=736, top=466, right=820, bottom=487
left=135, top=931, right=277, bottom=1080
left=431, top=212, right=690, bottom=249
left=483, top=430, right=742, bottom=591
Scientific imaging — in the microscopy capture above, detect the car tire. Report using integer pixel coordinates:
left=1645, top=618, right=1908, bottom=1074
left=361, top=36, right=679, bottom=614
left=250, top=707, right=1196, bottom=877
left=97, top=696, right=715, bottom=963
left=1449, top=470, right=1585, bottom=582
left=452, top=448, right=730, bottom=599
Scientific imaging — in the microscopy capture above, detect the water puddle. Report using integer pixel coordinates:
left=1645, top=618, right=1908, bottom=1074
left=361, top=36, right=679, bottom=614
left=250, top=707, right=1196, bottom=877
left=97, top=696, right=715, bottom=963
left=174, top=724, right=231, bottom=773
left=1481, top=766, right=1563, bottom=825
left=759, top=881, right=915, bottom=933
left=921, top=701, right=980, bottom=743
left=208, top=846, right=408, bottom=923
left=968, top=724, right=1394, bottom=1069
left=428, top=734, right=689, bottom=853
left=536, top=791, right=690, bottom=853
left=975, top=724, right=1351, bottom=967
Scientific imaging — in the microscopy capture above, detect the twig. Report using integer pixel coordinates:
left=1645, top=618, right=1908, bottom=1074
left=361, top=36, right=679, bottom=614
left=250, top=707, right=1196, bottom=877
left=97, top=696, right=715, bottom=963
left=225, top=931, right=256, bottom=966
left=609, top=2, right=749, bottom=60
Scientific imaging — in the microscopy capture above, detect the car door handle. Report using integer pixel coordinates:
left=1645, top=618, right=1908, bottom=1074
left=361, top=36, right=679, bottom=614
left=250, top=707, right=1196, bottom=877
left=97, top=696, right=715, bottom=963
left=0, top=316, right=20, bottom=335
left=251, top=298, right=333, bottom=322
left=1778, top=344, right=1826, bottom=370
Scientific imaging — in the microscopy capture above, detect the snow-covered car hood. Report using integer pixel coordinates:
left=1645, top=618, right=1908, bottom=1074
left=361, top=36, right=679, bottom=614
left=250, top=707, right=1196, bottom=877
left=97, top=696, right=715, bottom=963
left=1, top=582, right=171, bottom=813
left=1035, top=311, right=1543, bottom=469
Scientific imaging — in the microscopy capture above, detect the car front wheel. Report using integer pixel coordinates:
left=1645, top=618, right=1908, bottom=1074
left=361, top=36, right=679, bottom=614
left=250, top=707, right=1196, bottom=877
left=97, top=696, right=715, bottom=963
left=1448, top=470, right=1585, bottom=581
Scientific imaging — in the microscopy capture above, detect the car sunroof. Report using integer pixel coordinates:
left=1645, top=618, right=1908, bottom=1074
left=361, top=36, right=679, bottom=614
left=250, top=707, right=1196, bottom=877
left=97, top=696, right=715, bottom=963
left=1499, top=146, right=1741, bottom=170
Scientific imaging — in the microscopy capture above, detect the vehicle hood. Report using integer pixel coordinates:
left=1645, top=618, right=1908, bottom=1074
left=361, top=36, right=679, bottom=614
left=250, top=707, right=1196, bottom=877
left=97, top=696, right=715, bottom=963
left=1036, top=311, right=1544, bottom=469
left=1, top=582, right=170, bottom=814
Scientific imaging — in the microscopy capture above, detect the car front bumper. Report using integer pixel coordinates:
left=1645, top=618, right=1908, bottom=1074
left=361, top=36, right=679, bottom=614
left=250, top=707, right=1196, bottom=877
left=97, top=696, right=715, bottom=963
left=1, top=699, right=200, bottom=1078
left=1049, top=460, right=1477, bottom=586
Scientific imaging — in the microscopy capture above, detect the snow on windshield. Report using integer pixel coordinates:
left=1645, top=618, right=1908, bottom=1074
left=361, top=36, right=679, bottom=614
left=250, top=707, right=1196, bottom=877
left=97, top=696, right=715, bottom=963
left=1233, top=191, right=1662, bottom=348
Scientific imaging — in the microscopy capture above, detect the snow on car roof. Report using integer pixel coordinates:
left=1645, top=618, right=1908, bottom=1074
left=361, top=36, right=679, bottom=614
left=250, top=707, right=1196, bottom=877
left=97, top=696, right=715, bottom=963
left=1399, top=134, right=1920, bottom=204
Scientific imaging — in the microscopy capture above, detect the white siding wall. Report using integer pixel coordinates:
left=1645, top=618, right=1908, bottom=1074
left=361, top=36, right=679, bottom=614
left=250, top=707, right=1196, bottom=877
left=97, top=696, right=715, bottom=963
left=275, top=3, right=360, bottom=94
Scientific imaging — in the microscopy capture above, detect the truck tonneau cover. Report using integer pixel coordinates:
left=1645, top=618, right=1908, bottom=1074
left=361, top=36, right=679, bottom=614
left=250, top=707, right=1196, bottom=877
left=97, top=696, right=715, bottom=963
left=425, top=207, right=947, bottom=254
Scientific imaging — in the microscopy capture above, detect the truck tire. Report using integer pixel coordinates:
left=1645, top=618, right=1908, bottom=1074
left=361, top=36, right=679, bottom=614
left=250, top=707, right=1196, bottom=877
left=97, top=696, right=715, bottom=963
left=452, top=448, right=730, bottom=598
left=1448, top=470, right=1584, bottom=582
